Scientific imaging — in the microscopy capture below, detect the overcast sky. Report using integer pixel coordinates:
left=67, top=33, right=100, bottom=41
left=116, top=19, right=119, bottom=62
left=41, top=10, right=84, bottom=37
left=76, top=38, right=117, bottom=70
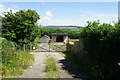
left=0, top=2, right=118, bottom=26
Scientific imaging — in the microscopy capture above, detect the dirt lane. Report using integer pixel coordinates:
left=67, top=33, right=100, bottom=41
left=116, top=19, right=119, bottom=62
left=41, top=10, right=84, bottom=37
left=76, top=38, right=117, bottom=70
left=20, top=52, right=46, bottom=78
left=20, top=52, right=84, bottom=79
left=20, top=52, right=74, bottom=78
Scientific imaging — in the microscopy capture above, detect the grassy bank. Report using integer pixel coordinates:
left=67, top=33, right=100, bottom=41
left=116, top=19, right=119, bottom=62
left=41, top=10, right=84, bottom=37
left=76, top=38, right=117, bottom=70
left=65, top=21, right=120, bottom=79
left=2, top=50, right=34, bottom=78
left=2, top=38, right=34, bottom=78
left=65, top=51, right=89, bottom=76
left=69, top=39, right=79, bottom=42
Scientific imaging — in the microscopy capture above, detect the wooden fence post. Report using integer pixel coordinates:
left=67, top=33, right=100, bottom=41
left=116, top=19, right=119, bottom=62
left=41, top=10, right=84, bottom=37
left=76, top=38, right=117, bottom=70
left=23, top=44, right=25, bottom=51
left=48, top=40, right=51, bottom=52
left=30, top=42, right=32, bottom=51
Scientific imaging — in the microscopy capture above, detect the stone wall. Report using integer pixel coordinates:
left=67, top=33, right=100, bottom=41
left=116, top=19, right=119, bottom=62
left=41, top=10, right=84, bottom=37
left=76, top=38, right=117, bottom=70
left=52, top=35, right=56, bottom=42
left=67, top=38, right=86, bottom=55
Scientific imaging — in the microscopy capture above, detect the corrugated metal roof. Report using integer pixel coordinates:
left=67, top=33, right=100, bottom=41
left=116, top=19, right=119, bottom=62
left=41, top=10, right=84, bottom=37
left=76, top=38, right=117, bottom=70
left=51, top=33, right=68, bottom=36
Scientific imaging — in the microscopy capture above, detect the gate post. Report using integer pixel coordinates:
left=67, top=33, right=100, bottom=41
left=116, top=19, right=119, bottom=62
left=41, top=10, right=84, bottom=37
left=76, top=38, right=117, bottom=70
left=30, top=42, right=32, bottom=51
left=48, top=40, right=51, bottom=52
left=23, top=44, right=25, bottom=51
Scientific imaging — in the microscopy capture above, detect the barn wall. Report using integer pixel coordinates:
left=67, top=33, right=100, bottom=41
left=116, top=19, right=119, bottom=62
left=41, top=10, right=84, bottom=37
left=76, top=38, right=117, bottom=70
left=40, top=37, right=50, bottom=43
left=52, top=35, right=68, bottom=42
left=52, top=36, right=56, bottom=42
left=40, top=35, right=50, bottom=43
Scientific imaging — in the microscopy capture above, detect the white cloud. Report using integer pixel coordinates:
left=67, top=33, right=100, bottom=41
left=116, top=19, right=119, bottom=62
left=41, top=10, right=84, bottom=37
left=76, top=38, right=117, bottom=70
left=43, top=16, right=51, bottom=21
left=0, top=4, right=4, bottom=9
left=0, top=4, right=5, bottom=16
left=38, top=17, right=82, bottom=26
left=45, top=11, right=52, bottom=17
left=0, top=4, right=5, bottom=13
left=39, top=12, right=117, bottom=26
left=38, top=10, right=117, bottom=26
left=6, top=8, right=17, bottom=13
left=11, top=5, right=18, bottom=9
left=38, top=10, right=53, bottom=25
left=79, top=13, right=117, bottom=26
left=0, top=4, right=18, bottom=17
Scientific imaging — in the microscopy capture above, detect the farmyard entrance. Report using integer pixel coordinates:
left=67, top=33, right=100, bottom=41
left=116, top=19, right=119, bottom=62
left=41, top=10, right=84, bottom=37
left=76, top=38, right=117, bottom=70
left=33, top=42, right=66, bottom=52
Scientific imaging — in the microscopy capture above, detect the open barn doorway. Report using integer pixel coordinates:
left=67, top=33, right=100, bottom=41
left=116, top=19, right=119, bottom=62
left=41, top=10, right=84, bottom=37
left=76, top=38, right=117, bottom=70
left=56, top=36, right=63, bottom=42
left=51, top=33, right=68, bottom=43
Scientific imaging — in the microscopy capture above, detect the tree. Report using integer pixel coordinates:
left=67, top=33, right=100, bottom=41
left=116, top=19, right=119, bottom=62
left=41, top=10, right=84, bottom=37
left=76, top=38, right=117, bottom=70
left=2, top=9, right=40, bottom=49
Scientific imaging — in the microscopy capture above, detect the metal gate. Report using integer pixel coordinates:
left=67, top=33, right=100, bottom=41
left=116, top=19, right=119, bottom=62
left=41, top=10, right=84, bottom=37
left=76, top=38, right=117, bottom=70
left=33, top=42, right=66, bottom=52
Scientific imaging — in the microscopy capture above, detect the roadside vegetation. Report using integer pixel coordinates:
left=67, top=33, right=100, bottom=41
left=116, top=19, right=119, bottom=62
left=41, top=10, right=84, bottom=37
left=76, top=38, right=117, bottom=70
left=1, top=9, right=40, bottom=78
left=68, top=39, right=79, bottom=42
left=1, top=8, right=120, bottom=79
left=2, top=38, right=34, bottom=78
left=1, top=9, right=40, bottom=49
left=65, top=21, right=120, bottom=79
left=44, top=56, right=59, bottom=78
left=50, top=44, right=66, bottom=52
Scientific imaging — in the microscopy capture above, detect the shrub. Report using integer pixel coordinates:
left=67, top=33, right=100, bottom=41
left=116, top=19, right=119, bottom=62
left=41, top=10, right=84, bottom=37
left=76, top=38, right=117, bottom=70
left=66, top=21, right=120, bottom=79
left=2, top=9, right=40, bottom=49
left=79, top=21, right=120, bottom=79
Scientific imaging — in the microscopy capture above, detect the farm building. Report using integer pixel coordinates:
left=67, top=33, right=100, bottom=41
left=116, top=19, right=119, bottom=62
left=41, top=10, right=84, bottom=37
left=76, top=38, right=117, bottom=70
left=51, top=33, right=68, bottom=43
left=40, top=35, right=50, bottom=43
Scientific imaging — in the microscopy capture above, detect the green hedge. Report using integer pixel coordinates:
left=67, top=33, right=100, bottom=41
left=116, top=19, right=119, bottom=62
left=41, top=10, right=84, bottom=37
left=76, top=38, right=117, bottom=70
left=66, top=21, right=120, bottom=79
left=2, top=38, right=34, bottom=78
left=80, top=22, right=120, bottom=78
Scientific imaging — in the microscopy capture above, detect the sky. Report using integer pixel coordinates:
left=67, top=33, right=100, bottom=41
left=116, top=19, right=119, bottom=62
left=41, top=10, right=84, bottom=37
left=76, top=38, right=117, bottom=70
left=118, top=2, right=120, bottom=20
left=0, top=2, right=118, bottom=26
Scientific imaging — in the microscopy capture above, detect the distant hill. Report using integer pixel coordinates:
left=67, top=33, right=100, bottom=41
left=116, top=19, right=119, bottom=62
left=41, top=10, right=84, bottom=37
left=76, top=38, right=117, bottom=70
left=40, top=25, right=83, bottom=30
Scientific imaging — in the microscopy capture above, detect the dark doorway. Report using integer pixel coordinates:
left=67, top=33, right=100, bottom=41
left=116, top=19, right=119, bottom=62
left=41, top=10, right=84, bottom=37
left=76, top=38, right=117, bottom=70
left=56, top=36, right=63, bottom=42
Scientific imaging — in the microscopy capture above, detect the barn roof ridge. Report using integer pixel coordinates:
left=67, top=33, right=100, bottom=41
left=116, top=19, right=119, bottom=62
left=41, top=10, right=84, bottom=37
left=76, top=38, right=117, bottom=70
left=42, top=35, right=50, bottom=38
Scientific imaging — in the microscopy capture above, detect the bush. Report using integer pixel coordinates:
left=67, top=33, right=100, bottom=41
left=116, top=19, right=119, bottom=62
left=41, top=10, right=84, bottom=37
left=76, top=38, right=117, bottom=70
left=79, top=21, right=120, bottom=79
left=2, top=9, right=40, bottom=49
left=66, top=21, right=120, bottom=79
left=32, top=36, right=40, bottom=49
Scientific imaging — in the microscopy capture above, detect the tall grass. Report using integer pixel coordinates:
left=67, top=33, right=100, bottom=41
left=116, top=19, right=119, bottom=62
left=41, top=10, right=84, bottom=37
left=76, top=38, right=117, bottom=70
left=44, top=57, right=59, bottom=78
left=2, top=38, right=34, bottom=78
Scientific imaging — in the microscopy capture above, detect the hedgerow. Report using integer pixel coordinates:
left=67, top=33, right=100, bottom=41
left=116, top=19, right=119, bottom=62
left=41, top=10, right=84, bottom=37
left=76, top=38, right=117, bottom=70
left=66, top=21, right=120, bottom=79
left=79, top=21, right=120, bottom=78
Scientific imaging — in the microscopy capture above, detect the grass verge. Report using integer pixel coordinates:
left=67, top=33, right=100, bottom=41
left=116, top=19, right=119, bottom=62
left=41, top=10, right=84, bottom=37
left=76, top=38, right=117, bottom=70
left=50, top=44, right=66, bottom=51
left=69, top=39, right=79, bottom=42
left=65, top=51, right=89, bottom=77
left=44, top=57, right=59, bottom=78
left=2, top=50, right=34, bottom=78
left=2, top=38, right=34, bottom=78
